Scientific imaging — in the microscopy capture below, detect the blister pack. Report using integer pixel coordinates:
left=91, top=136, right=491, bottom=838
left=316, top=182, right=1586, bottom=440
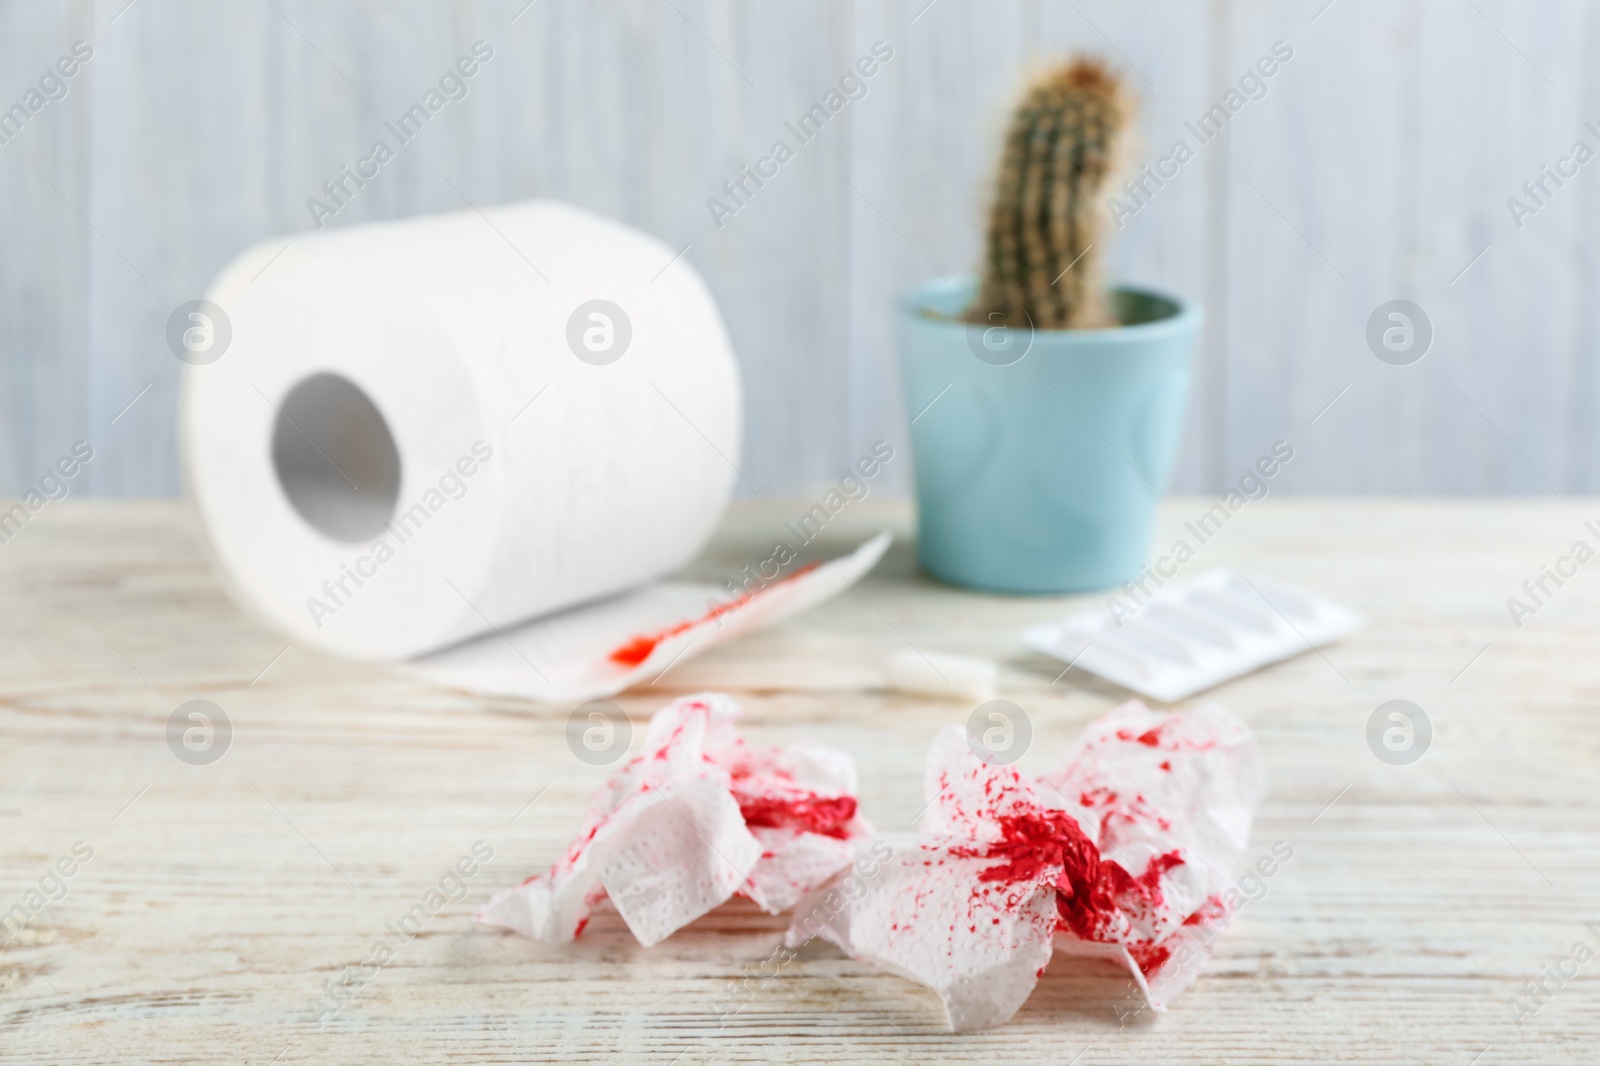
left=1022, top=569, right=1364, bottom=702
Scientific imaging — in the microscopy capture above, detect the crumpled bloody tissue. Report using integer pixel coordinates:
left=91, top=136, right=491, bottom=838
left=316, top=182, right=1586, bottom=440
left=479, top=692, right=873, bottom=947
left=784, top=700, right=1263, bottom=1031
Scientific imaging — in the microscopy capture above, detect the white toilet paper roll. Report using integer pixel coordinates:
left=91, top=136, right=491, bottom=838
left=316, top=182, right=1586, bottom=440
left=183, top=201, right=742, bottom=665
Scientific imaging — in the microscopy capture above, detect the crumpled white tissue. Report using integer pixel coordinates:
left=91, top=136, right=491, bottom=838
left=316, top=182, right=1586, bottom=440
left=785, top=700, right=1263, bottom=1031
left=479, top=692, right=872, bottom=947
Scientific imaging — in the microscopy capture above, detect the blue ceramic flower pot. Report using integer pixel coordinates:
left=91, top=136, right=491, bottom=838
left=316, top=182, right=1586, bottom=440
left=898, top=277, right=1200, bottom=594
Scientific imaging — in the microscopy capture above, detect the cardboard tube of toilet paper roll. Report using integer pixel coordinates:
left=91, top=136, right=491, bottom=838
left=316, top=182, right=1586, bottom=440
left=182, top=201, right=743, bottom=666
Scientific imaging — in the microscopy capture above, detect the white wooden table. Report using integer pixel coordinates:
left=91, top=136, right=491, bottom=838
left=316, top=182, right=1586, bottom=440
left=2, top=498, right=1597, bottom=1064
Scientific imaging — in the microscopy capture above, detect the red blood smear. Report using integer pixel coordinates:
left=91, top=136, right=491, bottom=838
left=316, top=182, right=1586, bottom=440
left=737, top=794, right=858, bottom=840
left=607, top=560, right=823, bottom=667
left=1182, top=893, right=1229, bottom=928
left=1133, top=850, right=1185, bottom=897
left=956, top=809, right=1187, bottom=953
left=1128, top=941, right=1172, bottom=976
left=1058, top=849, right=1183, bottom=950
left=962, top=809, right=1099, bottom=889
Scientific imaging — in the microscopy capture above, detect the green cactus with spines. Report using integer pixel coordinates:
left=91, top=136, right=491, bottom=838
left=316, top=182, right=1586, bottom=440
left=969, top=57, right=1128, bottom=330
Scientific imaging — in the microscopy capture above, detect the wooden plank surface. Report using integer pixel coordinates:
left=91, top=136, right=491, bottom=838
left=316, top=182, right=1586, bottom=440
left=2, top=496, right=1598, bottom=1063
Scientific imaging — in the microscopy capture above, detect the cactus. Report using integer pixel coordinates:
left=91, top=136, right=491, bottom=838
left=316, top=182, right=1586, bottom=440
left=969, top=58, right=1128, bottom=330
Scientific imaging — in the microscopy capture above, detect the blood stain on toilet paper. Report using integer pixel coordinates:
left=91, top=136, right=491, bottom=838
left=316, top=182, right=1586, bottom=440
left=606, top=560, right=822, bottom=667
left=942, top=791, right=1187, bottom=971
left=783, top=699, right=1265, bottom=1032
left=478, top=692, right=872, bottom=946
left=735, top=793, right=858, bottom=839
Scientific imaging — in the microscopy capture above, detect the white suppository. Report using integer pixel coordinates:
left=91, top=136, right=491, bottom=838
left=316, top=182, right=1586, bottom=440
left=1021, top=569, right=1364, bottom=702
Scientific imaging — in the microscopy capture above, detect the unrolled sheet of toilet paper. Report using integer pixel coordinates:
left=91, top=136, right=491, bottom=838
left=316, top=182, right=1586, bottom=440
left=181, top=200, right=887, bottom=703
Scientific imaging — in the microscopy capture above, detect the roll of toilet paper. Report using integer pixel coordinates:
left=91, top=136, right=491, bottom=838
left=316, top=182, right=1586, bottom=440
left=182, top=201, right=742, bottom=666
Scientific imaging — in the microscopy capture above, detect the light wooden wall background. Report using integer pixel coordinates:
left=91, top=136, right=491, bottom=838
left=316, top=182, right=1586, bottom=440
left=0, top=0, right=1593, bottom=498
